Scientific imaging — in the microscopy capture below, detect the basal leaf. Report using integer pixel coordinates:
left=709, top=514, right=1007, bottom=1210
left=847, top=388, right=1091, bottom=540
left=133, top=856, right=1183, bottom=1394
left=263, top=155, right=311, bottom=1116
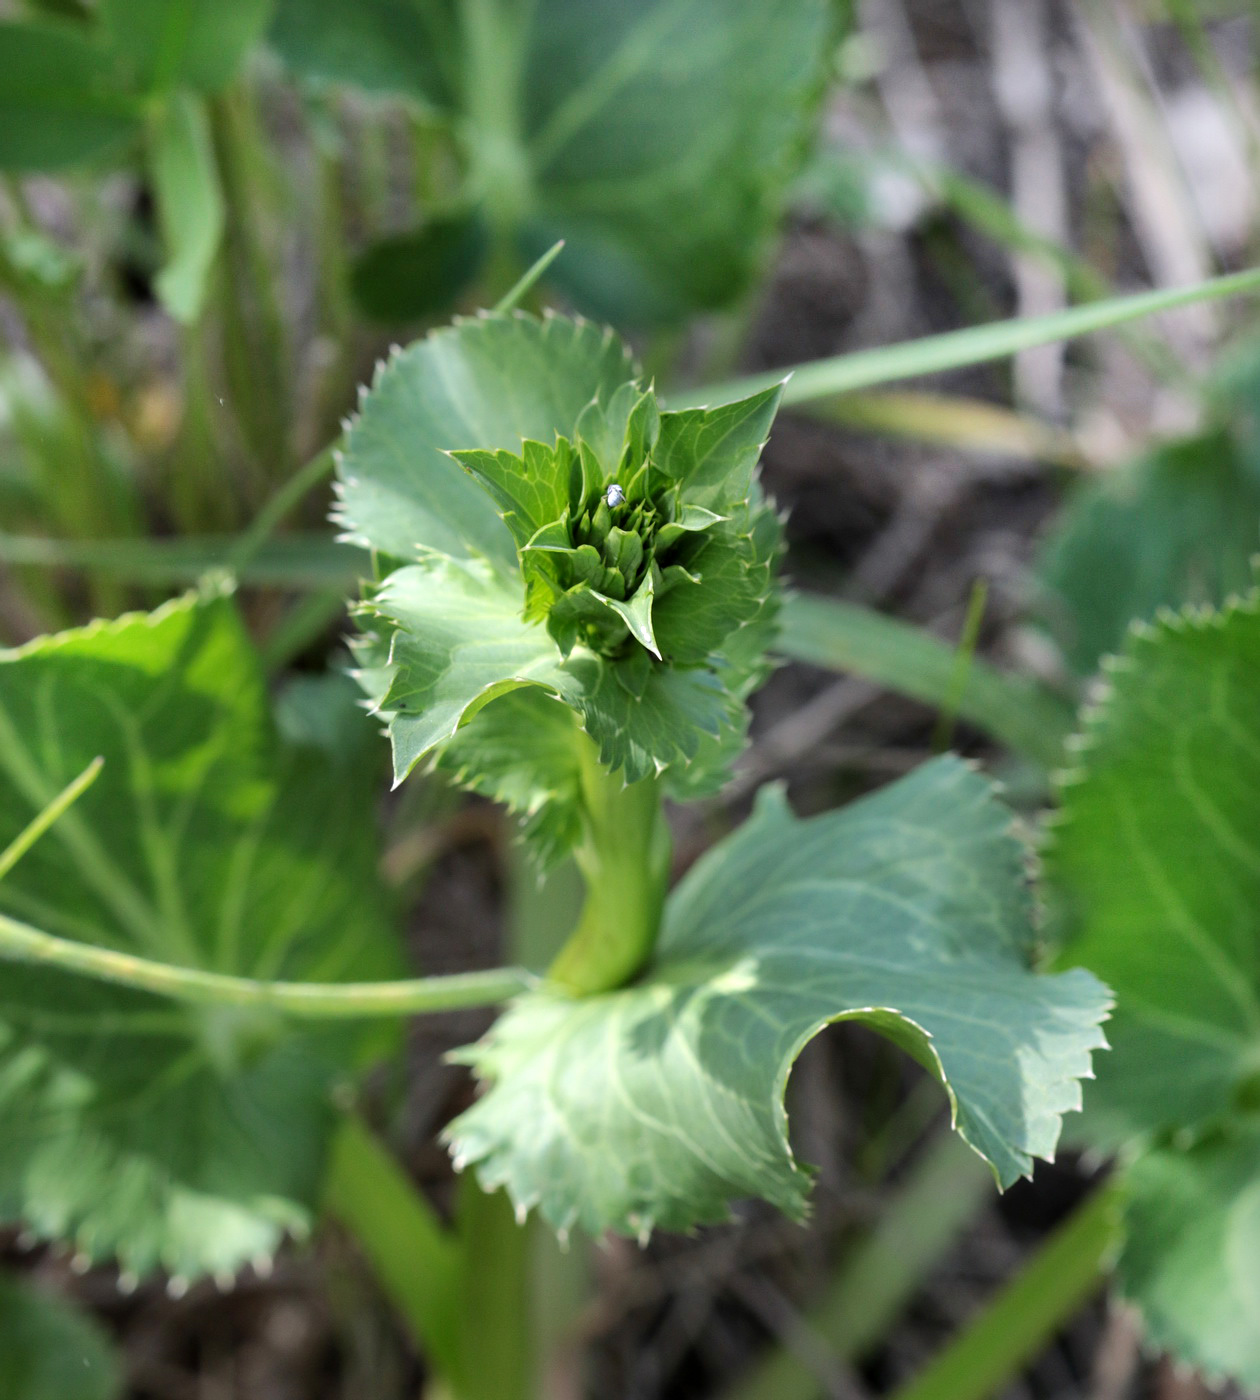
left=0, top=592, right=401, bottom=1280
left=273, top=0, right=833, bottom=324
left=1035, top=430, right=1260, bottom=676
left=0, top=1273, right=121, bottom=1400
left=516, top=0, right=835, bottom=323
left=447, top=757, right=1111, bottom=1236
left=101, top=0, right=274, bottom=94
left=1046, top=588, right=1260, bottom=1387
left=1119, top=1127, right=1260, bottom=1388
left=334, top=313, right=637, bottom=565
left=0, top=24, right=140, bottom=172
left=1047, top=590, right=1260, bottom=1142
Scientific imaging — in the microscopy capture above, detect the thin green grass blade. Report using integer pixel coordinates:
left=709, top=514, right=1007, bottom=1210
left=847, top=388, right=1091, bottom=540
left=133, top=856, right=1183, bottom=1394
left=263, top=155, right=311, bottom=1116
left=889, top=1181, right=1122, bottom=1400
left=776, top=592, right=1074, bottom=769
left=682, top=267, right=1260, bottom=408
left=0, top=756, right=102, bottom=882
left=324, top=1116, right=461, bottom=1376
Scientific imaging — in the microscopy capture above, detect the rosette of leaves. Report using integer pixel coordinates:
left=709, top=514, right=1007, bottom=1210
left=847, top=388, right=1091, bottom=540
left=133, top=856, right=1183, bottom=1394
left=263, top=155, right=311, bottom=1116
left=1046, top=583, right=1260, bottom=1386
left=338, top=309, right=1112, bottom=1237
left=338, top=311, right=783, bottom=815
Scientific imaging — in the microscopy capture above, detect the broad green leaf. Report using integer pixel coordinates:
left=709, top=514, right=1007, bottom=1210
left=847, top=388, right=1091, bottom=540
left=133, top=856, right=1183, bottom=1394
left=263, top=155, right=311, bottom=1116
left=0, top=592, right=401, bottom=1279
left=1047, top=590, right=1260, bottom=1142
left=149, top=92, right=224, bottom=324
left=447, top=757, right=1111, bottom=1236
left=1120, top=1127, right=1260, bottom=1387
left=267, top=0, right=455, bottom=111
left=350, top=215, right=488, bottom=324
left=514, top=0, right=834, bottom=323
left=0, top=24, right=140, bottom=171
left=334, top=313, right=637, bottom=565
left=272, top=0, right=833, bottom=324
left=0, top=1274, right=121, bottom=1400
left=776, top=593, right=1076, bottom=770
left=1035, top=429, right=1260, bottom=675
left=101, top=0, right=274, bottom=93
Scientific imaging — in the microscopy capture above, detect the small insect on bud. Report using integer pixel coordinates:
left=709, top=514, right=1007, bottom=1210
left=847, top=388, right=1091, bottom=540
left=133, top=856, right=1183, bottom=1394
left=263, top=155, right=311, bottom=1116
left=605, top=483, right=626, bottom=508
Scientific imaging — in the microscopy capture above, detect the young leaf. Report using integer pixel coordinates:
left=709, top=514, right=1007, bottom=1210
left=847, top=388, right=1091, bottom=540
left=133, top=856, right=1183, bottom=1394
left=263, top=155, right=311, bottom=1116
left=0, top=24, right=140, bottom=171
left=438, top=688, right=585, bottom=871
left=0, top=1273, right=121, bottom=1400
left=447, top=757, right=1111, bottom=1236
left=654, top=385, right=784, bottom=511
left=0, top=592, right=401, bottom=1280
left=334, top=313, right=637, bottom=566
left=361, top=554, right=568, bottom=784
left=149, top=91, right=224, bottom=324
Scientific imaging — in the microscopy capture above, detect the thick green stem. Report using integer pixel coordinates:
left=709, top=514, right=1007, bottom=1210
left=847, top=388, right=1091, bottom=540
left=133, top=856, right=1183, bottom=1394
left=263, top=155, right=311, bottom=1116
left=547, top=736, right=671, bottom=995
left=0, top=909, right=531, bottom=1016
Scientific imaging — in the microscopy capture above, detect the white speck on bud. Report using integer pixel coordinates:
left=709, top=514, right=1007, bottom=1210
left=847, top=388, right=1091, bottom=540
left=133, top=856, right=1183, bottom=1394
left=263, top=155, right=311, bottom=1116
left=605, top=484, right=626, bottom=508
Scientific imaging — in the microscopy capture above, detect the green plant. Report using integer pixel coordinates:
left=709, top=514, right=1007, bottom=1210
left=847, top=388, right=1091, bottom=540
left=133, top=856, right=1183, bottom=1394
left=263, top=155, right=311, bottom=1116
left=0, top=300, right=1128, bottom=1392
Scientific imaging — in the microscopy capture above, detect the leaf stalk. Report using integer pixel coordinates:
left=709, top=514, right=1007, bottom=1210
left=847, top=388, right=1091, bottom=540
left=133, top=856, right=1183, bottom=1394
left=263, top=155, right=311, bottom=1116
left=0, top=910, right=532, bottom=1017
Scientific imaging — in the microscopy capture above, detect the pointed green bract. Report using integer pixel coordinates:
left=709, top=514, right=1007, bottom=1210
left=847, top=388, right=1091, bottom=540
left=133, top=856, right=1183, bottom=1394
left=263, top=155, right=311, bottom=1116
left=0, top=595, right=401, bottom=1280
left=341, top=312, right=784, bottom=812
left=1046, top=586, right=1260, bottom=1387
left=446, top=757, right=1111, bottom=1235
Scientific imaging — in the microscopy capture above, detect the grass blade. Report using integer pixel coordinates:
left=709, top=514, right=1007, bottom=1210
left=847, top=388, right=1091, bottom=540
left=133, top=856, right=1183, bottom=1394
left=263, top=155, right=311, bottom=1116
left=324, top=1116, right=461, bottom=1376
left=889, top=1181, right=1122, bottom=1400
left=681, top=266, right=1260, bottom=408
left=776, top=593, right=1075, bottom=769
